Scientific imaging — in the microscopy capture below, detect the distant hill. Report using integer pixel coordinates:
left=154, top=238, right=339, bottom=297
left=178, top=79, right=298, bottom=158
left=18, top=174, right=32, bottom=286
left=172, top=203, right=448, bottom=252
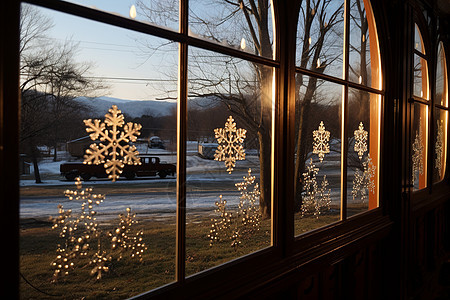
left=75, top=96, right=176, bottom=118
left=74, top=95, right=223, bottom=118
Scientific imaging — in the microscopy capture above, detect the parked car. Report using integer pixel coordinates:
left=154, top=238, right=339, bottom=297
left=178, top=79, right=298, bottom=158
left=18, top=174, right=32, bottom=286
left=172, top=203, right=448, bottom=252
left=60, top=156, right=176, bottom=180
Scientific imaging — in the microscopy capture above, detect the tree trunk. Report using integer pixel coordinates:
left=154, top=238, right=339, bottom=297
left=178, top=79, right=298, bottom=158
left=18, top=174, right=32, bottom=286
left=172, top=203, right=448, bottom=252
left=257, top=129, right=271, bottom=218
left=30, top=145, right=42, bottom=183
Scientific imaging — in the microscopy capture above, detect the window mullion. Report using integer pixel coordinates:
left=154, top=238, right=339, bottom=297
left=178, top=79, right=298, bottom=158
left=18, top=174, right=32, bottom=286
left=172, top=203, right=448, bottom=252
left=176, top=0, right=188, bottom=284
left=340, top=0, right=350, bottom=220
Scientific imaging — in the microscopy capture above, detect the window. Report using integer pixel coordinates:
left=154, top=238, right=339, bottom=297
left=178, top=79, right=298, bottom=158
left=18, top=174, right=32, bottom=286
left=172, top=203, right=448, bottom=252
left=411, top=23, right=429, bottom=191
left=433, top=41, right=448, bottom=183
left=19, top=0, right=275, bottom=298
left=294, top=0, right=382, bottom=235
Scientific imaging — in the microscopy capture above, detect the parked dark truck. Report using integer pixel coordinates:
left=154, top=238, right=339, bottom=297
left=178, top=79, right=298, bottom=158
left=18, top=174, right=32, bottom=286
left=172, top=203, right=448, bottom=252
left=60, top=156, right=176, bottom=181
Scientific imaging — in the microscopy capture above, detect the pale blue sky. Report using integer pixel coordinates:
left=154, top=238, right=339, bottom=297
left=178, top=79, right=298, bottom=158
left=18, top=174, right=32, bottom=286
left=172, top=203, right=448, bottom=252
left=34, top=1, right=178, bottom=101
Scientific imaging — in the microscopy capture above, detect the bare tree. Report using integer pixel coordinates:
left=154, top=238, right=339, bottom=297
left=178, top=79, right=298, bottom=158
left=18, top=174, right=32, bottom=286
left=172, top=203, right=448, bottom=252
left=19, top=4, right=105, bottom=182
left=137, top=0, right=343, bottom=217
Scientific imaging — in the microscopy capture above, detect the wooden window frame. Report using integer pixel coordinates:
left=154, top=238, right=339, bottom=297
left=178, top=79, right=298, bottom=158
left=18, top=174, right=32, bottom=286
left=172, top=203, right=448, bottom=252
left=2, top=0, right=396, bottom=298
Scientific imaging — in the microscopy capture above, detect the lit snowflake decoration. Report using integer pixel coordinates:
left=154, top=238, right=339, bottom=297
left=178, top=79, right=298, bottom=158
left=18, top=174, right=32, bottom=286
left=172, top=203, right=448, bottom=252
left=411, top=121, right=424, bottom=186
left=214, top=116, right=247, bottom=174
left=354, top=122, right=368, bottom=160
left=83, top=105, right=142, bottom=182
left=312, top=121, right=330, bottom=162
left=435, top=120, right=444, bottom=176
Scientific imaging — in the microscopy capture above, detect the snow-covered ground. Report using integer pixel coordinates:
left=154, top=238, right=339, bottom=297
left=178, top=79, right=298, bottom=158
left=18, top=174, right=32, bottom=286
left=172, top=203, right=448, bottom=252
left=20, top=146, right=366, bottom=221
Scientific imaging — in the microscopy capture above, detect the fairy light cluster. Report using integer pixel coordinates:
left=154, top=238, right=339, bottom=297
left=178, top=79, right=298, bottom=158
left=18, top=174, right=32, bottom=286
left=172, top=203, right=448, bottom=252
left=109, top=207, right=147, bottom=262
left=208, top=168, right=261, bottom=250
left=208, top=195, right=232, bottom=247
left=50, top=177, right=146, bottom=282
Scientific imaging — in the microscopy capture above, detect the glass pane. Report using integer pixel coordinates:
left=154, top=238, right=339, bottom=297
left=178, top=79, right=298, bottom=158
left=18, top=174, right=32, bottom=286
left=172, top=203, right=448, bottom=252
left=296, top=0, right=344, bottom=79
left=433, top=108, right=447, bottom=183
left=294, top=74, right=341, bottom=236
left=19, top=5, right=177, bottom=298
left=186, top=47, right=272, bottom=276
left=414, top=23, right=425, bottom=54
left=436, top=42, right=448, bottom=107
left=60, top=0, right=179, bottom=31
left=349, top=0, right=381, bottom=90
left=413, top=53, right=429, bottom=99
left=189, top=0, right=274, bottom=59
left=347, top=88, right=380, bottom=217
left=411, top=103, right=428, bottom=191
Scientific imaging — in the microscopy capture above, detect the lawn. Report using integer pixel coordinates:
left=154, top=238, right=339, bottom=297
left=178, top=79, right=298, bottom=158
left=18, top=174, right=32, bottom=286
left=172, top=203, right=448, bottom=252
left=20, top=212, right=340, bottom=299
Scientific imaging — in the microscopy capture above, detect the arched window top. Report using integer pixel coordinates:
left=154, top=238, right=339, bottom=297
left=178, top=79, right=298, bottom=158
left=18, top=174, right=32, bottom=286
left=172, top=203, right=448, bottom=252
left=295, top=0, right=381, bottom=90
left=414, top=23, right=426, bottom=54
left=436, top=41, right=448, bottom=107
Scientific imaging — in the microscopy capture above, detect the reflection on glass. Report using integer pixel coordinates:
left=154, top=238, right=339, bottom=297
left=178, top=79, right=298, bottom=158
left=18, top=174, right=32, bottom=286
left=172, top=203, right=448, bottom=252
left=186, top=47, right=272, bottom=276
left=296, top=0, right=344, bottom=79
left=294, top=74, right=341, bottom=236
left=19, top=4, right=177, bottom=298
left=189, top=0, right=274, bottom=58
left=347, top=88, right=380, bottom=217
left=349, top=0, right=381, bottom=90
left=60, top=0, right=180, bottom=31
left=411, top=103, right=428, bottom=190
left=433, top=108, right=448, bottom=183
left=413, top=54, right=428, bottom=99
left=435, top=42, right=448, bottom=107
left=414, top=23, right=425, bottom=54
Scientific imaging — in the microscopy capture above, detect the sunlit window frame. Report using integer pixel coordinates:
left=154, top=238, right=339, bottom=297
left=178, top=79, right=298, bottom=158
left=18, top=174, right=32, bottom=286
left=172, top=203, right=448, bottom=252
left=10, top=0, right=392, bottom=298
left=293, top=0, right=383, bottom=229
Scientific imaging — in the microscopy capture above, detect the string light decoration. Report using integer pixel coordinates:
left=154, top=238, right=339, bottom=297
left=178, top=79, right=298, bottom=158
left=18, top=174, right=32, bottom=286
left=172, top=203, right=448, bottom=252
left=350, top=121, right=376, bottom=203
left=208, top=169, right=262, bottom=250
left=435, top=120, right=444, bottom=175
left=352, top=154, right=376, bottom=203
left=90, top=250, right=112, bottom=280
left=412, top=120, right=424, bottom=185
left=109, top=208, right=147, bottom=262
left=235, top=168, right=261, bottom=235
left=312, top=121, right=330, bottom=162
left=83, top=105, right=142, bottom=182
left=50, top=178, right=146, bottom=282
left=214, top=115, right=247, bottom=173
left=50, top=177, right=105, bottom=282
left=208, top=195, right=232, bottom=247
left=300, top=159, right=331, bottom=218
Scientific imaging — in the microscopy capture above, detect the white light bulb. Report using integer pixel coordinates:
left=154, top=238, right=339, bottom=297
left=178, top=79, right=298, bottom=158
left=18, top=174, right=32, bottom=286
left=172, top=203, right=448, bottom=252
left=129, top=5, right=137, bottom=19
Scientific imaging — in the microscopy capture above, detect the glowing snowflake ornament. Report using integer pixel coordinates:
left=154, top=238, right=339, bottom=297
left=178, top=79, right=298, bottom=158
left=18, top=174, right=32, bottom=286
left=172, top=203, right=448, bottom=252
left=83, top=105, right=142, bottom=182
left=313, top=121, right=330, bottom=162
left=354, top=122, right=368, bottom=160
left=214, top=116, right=247, bottom=173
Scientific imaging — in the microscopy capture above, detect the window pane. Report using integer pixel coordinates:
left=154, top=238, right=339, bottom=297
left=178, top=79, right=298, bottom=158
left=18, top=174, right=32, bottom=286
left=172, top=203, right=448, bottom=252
left=60, top=0, right=179, bottom=31
left=436, top=42, right=448, bottom=107
left=411, top=103, right=428, bottom=190
left=189, top=0, right=274, bottom=59
left=414, top=23, right=425, bottom=54
left=186, top=47, right=272, bottom=276
left=296, top=0, right=344, bottom=79
left=413, top=53, right=429, bottom=99
left=349, top=0, right=381, bottom=90
left=19, top=5, right=177, bottom=298
left=294, top=74, right=341, bottom=236
left=347, top=88, right=380, bottom=217
left=433, top=108, right=447, bottom=183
